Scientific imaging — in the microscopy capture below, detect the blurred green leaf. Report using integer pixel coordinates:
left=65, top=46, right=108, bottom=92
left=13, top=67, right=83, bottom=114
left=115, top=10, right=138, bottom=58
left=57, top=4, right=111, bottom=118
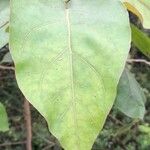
left=0, top=0, right=9, bottom=49
left=115, top=69, right=146, bottom=119
left=131, top=24, right=150, bottom=58
left=0, top=0, right=9, bottom=27
left=0, top=102, right=9, bottom=132
left=139, top=124, right=150, bottom=134
left=0, top=24, right=9, bottom=49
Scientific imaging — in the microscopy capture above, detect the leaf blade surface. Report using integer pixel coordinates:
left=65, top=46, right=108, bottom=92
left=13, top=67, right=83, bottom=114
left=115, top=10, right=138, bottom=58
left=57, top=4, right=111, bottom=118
left=10, top=0, right=131, bottom=149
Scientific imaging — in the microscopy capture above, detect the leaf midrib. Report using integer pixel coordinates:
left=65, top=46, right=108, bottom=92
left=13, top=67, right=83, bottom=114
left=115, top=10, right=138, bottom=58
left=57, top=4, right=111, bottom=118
left=65, top=7, right=80, bottom=148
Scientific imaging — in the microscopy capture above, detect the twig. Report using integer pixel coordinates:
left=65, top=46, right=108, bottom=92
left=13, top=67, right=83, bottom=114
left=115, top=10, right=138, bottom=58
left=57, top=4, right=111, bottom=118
left=35, top=132, right=55, bottom=146
left=0, top=21, right=9, bottom=29
left=24, top=99, right=32, bottom=150
left=127, top=59, right=150, bottom=66
left=112, top=119, right=139, bottom=137
left=0, top=65, right=15, bottom=70
left=0, top=141, right=26, bottom=147
left=109, top=114, right=123, bottom=126
left=43, top=144, right=55, bottom=150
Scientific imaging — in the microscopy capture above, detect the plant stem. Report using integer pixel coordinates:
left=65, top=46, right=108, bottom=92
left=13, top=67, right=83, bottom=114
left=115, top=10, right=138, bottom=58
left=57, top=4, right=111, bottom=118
left=24, top=99, right=32, bottom=150
left=0, top=141, right=26, bottom=147
left=127, top=59, right=150, bottom=66
left=0, top=65, right=15, bottom=70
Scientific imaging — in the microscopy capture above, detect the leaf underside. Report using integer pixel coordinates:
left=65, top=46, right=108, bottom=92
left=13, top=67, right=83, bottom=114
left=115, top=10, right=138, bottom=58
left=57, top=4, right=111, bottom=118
left=10, top=0, right=131, bottom=149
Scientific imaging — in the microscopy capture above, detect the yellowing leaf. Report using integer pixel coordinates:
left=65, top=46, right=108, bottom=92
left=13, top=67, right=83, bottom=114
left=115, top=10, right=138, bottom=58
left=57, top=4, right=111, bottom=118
left=122, top=0, right=150, bottom=28
left=10, top=0, right=131, bottom=149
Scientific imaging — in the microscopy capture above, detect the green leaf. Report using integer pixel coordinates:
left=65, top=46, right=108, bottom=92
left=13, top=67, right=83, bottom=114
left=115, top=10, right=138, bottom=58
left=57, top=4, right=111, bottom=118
left=139, top=124, right=150, bottom=134
left=10, top=0, right=131, bottom=149
left=0, top=0, right=9, bottom=49
left=131, top=23, right=150, bottom=58
left=121, top=0, right=150, bottom=28
left=0, top=103, right=9, bottom=132
left=115, top=69, right=146, bottom=119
